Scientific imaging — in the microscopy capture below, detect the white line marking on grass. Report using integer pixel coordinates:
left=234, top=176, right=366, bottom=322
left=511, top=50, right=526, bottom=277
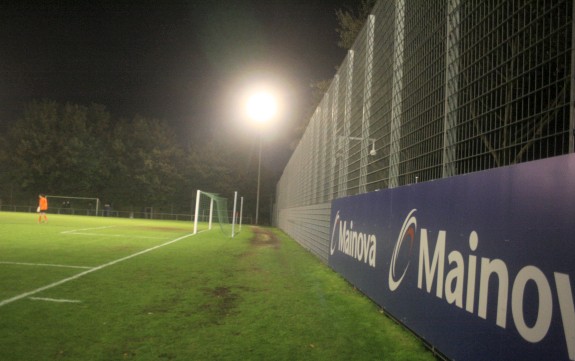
left=62, top=226, right=166, bottom=240
left=0, top=262, right=92, bottom=269
left=63, top=232, right=166, bottom=240
left=0, top=231, right=200, bottom=308
left=61, top=226, right=115, bottom=234
left=29, top=297, right=81, bottom=303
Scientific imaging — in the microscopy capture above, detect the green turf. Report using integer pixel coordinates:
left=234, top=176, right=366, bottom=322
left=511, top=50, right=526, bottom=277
left=0, top=211, right=436, bottom=360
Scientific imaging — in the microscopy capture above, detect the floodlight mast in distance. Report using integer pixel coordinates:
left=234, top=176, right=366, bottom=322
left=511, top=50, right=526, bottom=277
left=246, top=91, right=277, bottom=225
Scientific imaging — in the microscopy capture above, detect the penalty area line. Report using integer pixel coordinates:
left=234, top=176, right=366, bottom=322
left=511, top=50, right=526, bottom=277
left=0, top=231, right=202, bottom=309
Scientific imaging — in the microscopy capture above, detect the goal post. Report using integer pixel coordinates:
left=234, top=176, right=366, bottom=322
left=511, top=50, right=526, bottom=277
left=193, top=190, right=214, bottom=234
left=45, top=195, right=100, bottom=216
left=193, top=190, right=243, bottom=237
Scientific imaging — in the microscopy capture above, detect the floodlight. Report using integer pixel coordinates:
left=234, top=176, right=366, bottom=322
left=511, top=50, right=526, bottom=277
left=246, top=92, right=277, bottom=124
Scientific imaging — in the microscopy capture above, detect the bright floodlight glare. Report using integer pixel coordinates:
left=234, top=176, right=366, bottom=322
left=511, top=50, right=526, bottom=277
left=246, top=92, right=277, bottom=123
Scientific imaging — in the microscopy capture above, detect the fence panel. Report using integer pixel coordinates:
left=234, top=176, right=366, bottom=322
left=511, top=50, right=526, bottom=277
left=276, top=0, right=574, bottom=262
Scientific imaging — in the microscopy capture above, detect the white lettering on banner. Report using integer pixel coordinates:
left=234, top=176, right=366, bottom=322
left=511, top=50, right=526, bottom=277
left=390, top=209, right=575, bottom=360
left=330, top=211, right=376, bottom=267
left=555, top=273, right=575, bottom=360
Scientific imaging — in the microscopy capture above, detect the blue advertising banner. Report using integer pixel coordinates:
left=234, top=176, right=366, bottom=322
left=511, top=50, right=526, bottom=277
left=329, top=154, right=575, bottom=361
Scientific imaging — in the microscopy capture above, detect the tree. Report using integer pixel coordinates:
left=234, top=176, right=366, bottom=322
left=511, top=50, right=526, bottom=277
left=186, top=137, right=253, bottom=201
left=335, top=0, right=376, bottom=50
left=106, top=115, right=184, bottom=210
left=1, top=101, right=110, bottom=198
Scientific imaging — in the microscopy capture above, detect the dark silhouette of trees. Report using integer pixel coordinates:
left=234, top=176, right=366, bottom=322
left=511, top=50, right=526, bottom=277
left=0, top=100, right=269, bottom=218
left=335, top=0, right=376, bottom=50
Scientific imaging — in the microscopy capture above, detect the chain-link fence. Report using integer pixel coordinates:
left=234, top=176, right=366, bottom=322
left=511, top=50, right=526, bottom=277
left=276, top=0, right=574, bottom=262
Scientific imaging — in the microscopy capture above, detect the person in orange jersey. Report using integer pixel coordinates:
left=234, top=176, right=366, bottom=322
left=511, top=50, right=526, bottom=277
left=38, top=194, right=48, bottom=223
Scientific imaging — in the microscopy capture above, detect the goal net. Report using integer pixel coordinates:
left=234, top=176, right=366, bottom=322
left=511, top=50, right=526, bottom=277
left=193, top=190, right=243, bottom=237
left=45, top=195, right=100, bottom=216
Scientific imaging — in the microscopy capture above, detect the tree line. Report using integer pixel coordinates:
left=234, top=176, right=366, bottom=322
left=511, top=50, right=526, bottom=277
left=0, top=100, right=275, bottom=222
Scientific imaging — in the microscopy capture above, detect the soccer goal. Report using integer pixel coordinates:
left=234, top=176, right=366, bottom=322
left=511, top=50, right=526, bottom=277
left=193, top=190, right=243, bottom=237
left=45, top=195, right=100, bottom=216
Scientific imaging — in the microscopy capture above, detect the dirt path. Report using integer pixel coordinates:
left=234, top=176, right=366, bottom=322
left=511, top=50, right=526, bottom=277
left=250, top=227, right=280, bottom=249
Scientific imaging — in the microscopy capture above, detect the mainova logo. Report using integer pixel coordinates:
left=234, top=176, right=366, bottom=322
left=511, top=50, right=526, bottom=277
left=389, top=209, right=575, bottom=360
left=389, top=209, right=417, bottom=291
left=330, top=210, right=376, bottom=267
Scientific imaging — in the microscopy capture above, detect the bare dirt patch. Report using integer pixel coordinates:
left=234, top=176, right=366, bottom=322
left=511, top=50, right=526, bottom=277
left=201, top=286, right=239, bottom=324
left=251, top=227, right=281, bottom=249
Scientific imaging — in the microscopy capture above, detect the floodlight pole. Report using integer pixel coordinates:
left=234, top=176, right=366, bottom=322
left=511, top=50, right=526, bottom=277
left=239, top=196, right=244, bottom=232
left=255, top=137, right=262, bottom=225
left=209, top=198, right=214, bottom=230
left=246, top=88, right=277, bottom=225
left=232, top=191, right=238, bottom=238
left=193, top=189, right=200, bottom=234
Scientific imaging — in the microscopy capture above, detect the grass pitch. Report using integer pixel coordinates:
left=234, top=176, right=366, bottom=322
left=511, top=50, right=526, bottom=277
left=0, top=212, right=436, bottom=360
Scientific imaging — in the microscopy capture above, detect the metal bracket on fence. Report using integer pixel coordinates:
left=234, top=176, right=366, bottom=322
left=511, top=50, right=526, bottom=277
left=336, top=136, right=377, bottom=158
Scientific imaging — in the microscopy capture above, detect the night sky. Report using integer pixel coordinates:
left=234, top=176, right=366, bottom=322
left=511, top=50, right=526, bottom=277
left=0, top=0, right=358, bottom=146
